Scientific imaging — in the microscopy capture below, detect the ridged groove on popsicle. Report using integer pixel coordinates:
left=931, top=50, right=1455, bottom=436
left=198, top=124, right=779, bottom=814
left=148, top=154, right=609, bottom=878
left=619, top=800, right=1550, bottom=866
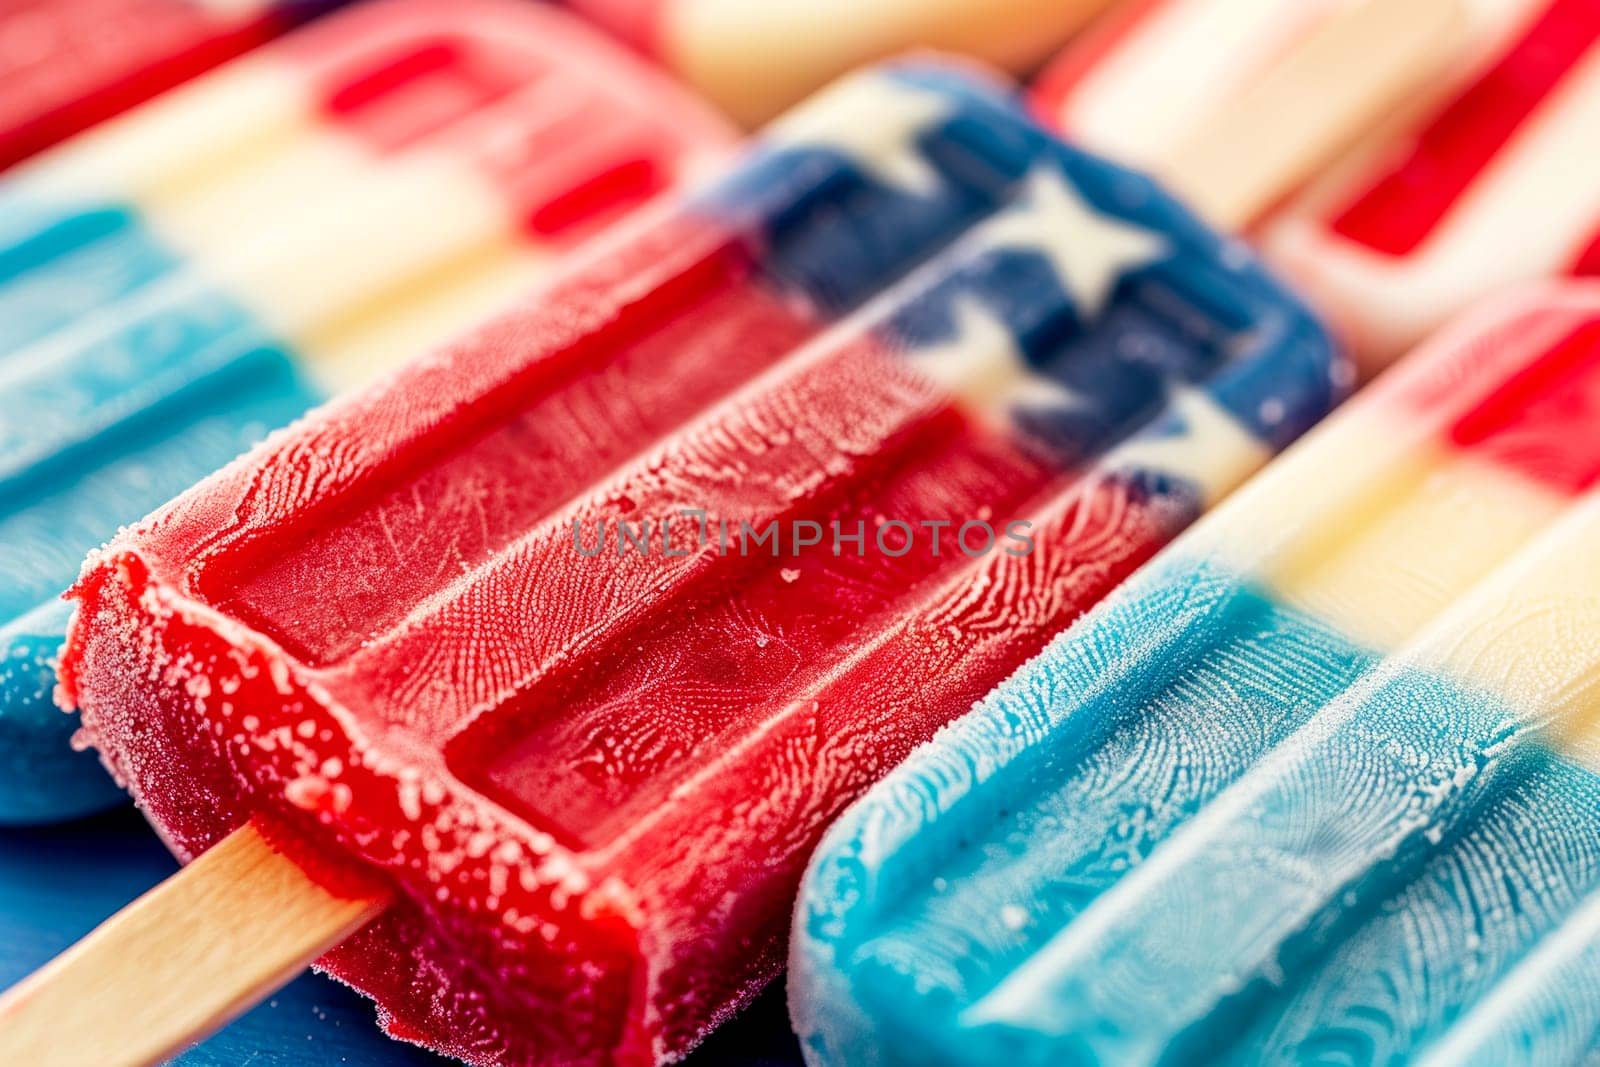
left=184, top=67, right=1107, bottom=669
left=1415, top=886, right=1600, bottom=1064
left=955, top=492, right=1600, bottom=1065
left=791, top=284, right=1600, bottom=1066
left=63, top=63, right=1337, bottom=1064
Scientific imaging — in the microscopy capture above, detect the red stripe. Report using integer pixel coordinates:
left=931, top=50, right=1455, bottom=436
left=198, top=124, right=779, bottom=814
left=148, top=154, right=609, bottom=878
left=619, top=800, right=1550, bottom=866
left=1573, top=227, right=1600, bottom=276
left=523, top=157, right=666, bottom=239
left=320, top=39, right=528, bottom=153
left=1449, top=319, right=1600, bottom=494
left=1328, top=0, right=1600, bottom=257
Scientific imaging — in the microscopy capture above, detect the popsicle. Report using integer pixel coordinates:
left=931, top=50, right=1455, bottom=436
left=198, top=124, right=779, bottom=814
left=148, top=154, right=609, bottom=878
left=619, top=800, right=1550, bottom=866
left=564, top=0, right=1118, bottom=128
left=791, top=281, right=1600, bottom=1065
left=0, top=0, right=733, bottom=825
left=1265, top=0, right=1600, bottom=372
left=0, top=0, right=346, bottom=170
left=11, top=2, right=1457, bottom=1062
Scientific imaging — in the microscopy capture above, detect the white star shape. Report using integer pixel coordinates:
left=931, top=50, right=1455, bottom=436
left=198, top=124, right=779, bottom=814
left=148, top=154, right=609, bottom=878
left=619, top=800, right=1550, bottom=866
left=1102, top=386, right=1267, bottom=506
left=974, top=165, right=1170, bottom=318
left=912, top=297, right=1083, bottom=422
left=766, top=74, right=953, bottom=196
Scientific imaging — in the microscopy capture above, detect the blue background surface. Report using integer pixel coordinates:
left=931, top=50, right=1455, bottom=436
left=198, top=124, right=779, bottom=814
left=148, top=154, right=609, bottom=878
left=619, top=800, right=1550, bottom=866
left=0, top=810, right=805, bottom=1065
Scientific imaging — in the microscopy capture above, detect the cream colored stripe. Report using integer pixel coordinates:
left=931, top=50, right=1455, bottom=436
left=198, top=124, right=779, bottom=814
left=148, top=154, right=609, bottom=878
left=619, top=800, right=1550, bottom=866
left=1100, top=387, right=1270, bottom=509
left=301, top=240, right=549, bottom=394
left=1177, top=402, right=1567, bottom=651
left=1264, top=449, right=1564, bottom=650
left=202, top=154, right=514, bottom=360
left=1064, top=0, right=1348, bottom=165
left=1410, top=488, right=1600, bottom=769
left=15, top=61, right=310, bottom=213
left=1177, top=404, right=1433, bottom=569
left=144, top=133, right=382, bottom=263
left=12, top=54, right=496, bottom=284
left=12, top=37, right=554, bottom=394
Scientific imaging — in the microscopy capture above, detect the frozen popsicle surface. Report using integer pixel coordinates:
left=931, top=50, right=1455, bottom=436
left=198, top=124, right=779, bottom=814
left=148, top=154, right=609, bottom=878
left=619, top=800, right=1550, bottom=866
left=0, top=0, right=732, bottom=824
left=0, top=0, right=346, bottom=170
left=60, top=61, right=1342, bottom=1065
left=792, top=282, right=1600, bottom=1066
left=1266, top=0, right=1600, bottom=371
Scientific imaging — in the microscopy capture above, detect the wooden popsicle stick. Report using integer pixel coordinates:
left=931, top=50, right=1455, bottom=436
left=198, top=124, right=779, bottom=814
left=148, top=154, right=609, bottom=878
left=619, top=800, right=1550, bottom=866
left=1156, top=0, right=1470, bottom=232
left=0, top=822, right=385, bottom=1067
left=0, top=5, right=1471, bottom=1064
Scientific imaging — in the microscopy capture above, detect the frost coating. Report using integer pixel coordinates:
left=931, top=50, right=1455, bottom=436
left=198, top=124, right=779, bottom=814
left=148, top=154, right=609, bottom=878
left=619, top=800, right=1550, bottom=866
left=62, top=60, right=1335, bottom=1066
left=0, top=0, right=733, bottom=823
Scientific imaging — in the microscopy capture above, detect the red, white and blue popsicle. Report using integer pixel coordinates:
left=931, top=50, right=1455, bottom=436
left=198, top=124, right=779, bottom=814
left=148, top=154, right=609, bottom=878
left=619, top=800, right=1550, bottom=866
left=53, top=58, right=1343, bottom=1065
left=0, top=0, right=732, bottom=825
left=793, top=281, right=1600, bottom=1065
left=0, top=0, right=348, bottom=170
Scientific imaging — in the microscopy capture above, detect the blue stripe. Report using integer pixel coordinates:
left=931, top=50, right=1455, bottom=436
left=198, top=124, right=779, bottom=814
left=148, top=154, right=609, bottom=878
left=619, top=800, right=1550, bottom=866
left=794, top=563, right=1600, bottom=1065
left=0, top=602, right=122, bottom=823
left=0, top=334, right=315, bottom=822
left=1234, top=751, right=1600, bottom=1065
left=794, top=565, right=1376, bottom=1066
